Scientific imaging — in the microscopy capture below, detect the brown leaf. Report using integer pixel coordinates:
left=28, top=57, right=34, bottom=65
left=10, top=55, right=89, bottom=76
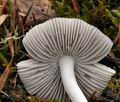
left=0, top=28, right=14, bottom=91
left=0, top=0, right=7, bottom=14
left=0, top=64, right=11, bottom=91
left=5, top=27, right=14, bottom=58
left=114, top=23, right=120, bottom=44
left=18, top=16, right=25, bottom=34
left=71, top=0, right=80, bottom=14
left=0, top=14, right=8, bottom=25
left=11, top=0, right=55, bottom=23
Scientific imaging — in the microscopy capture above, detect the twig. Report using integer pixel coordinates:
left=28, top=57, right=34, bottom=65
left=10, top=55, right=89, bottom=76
left=1, top=91, right=15, bottom=102
left=13, top=74, right=18, bottom=89
left=19, top=50, right=31, bottom=58
left=0, top=35, right=25, bottom=44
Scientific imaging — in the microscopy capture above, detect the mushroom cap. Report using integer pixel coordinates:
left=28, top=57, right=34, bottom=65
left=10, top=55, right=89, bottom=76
left=17, top=18, right=115, bottom=101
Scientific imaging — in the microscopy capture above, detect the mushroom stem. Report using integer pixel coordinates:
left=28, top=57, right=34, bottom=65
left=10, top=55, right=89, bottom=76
left=59, top=56, right=88, bottom=102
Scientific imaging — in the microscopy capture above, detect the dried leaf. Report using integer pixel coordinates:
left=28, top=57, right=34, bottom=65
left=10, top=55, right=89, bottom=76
left=0, top=0, right=7, bottom=14
left=71, top=0, right=80, bottom=14
left=18, top=17, right=25, bottom=34
left=0, top=28, right=14, bottom=91
left=0, top=14, right=8, bottom=25
left=0, top=64, right=11, bottom=91
left=11, top=0, right=55, bottom=23
left=23, top=3, right=33, bottom=24
left=114, top=23, right=120, bottom=44
left=5, top=27, right=14, bottom=57
left=18, top=12, right=26, bottom=17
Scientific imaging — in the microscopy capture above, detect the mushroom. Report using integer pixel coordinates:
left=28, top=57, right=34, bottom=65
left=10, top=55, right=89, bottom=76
left=17, top=18, right=115, bottom=102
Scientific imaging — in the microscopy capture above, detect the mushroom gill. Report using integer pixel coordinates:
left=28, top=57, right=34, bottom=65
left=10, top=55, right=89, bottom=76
left=17, top=18, right=115, bottom=102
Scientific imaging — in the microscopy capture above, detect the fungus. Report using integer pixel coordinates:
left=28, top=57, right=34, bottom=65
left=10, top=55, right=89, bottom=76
left=17, top=18, right=115, bottom=102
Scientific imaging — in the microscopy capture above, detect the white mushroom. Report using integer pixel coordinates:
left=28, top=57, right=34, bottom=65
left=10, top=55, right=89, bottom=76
left=17, top=18, right=115, bottom=102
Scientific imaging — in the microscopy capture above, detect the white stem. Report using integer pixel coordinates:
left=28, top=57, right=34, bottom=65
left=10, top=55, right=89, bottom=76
left=59, top=56, right=88, bottom=102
